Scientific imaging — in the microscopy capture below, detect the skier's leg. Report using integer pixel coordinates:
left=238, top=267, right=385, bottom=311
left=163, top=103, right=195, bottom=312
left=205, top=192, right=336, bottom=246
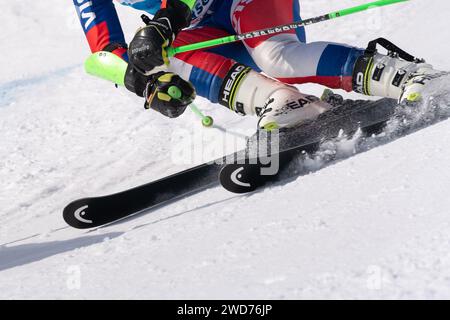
left=167, top=26, right=332, bottom=129
left=231, top=0, right=444, bottom=104
left=230, top=0, right=363, bottom=91
left=169, top=26, right=240, bottom=104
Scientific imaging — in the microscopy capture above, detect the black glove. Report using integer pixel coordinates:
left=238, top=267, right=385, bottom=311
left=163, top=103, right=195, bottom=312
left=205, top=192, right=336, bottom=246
left=125, top=65, right=196, bottom=118
left=128, top=0, right=191, bottom=74
left=144, top=72, right=196, bottom=118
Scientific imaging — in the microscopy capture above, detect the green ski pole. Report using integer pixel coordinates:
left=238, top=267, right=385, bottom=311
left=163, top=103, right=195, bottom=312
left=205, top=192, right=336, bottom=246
left=189, top=103, right=214, bottom=127
left=166, top=85, right=214, bottom=127
left=167, top=0, right=409, bottom=57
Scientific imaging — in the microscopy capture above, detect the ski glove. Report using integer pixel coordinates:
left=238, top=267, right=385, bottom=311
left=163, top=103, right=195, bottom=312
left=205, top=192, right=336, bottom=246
left=125, top=65, right=196, bottom=118
left=144, top=72, right=196, bottom=118
left=128, top=0, right=192, bottom=75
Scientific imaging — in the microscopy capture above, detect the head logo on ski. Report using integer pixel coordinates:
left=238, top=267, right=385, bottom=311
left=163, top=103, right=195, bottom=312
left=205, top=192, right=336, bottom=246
left=231, top=167, right=252, bottom=188
left=74, top=205, right=93, bottom=224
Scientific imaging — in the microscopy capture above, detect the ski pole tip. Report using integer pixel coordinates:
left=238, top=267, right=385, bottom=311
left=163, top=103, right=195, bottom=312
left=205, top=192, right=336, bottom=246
left=202, top=116, right=214, bottom=127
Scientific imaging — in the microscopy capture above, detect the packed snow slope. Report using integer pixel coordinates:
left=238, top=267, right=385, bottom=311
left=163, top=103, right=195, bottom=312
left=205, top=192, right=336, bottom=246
left=1, top=0, right=450, bottom=299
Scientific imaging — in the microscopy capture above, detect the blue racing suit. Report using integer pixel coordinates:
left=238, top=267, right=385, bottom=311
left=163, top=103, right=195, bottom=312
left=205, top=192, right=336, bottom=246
left=73, top=0, right=363, bottom=102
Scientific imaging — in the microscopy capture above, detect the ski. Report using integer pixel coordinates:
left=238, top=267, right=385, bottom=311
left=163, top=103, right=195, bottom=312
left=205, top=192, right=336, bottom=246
left=64, top=85, right=450, bottom=228
left=63, top=162, right=224, bottom=229
left=219, top=86, right=450, bottom=193
left=64, top=95, right=396, bottom=228
left=220, top=96, right=398, bottom=193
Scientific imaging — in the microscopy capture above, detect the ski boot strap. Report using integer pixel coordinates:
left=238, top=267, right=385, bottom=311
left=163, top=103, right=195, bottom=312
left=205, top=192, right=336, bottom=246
left=364, top=38, right=425, bottom=63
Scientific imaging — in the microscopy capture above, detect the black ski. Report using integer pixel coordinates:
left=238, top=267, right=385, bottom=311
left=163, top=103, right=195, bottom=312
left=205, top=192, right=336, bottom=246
left=62, top=97, right=400, bottom=228
left=63, top=162, right=223, bottom=229
left=220, top=87, right=450, bottom=193
left=64, top=87, right=450, bottom=228
left=219, top=97, right=399, bottom=193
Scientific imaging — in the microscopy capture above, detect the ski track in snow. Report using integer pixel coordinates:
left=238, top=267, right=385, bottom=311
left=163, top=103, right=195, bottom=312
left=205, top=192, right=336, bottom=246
left=0, top=65, right=80, bottom=108
left=1, top=0, right=450, bottom=299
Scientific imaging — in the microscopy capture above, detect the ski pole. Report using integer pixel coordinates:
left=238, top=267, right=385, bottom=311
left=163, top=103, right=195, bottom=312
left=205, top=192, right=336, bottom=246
left=189, top=104, right=214, bottom=128
left=166, top=85, right=214, bottom=127
left=167, top=0, right=409, bottom=57
left=85, top=52, right=214, bottom=127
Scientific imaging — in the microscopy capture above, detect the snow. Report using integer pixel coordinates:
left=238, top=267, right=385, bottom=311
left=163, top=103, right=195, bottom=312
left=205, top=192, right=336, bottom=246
left=1, top=0, right=450, bottom=299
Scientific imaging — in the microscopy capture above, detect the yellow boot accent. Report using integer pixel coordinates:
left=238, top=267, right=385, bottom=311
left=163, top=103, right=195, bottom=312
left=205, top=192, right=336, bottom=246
left=406, top=92, right=422, bottom=102
left=262, top=122, right=279, bottom=132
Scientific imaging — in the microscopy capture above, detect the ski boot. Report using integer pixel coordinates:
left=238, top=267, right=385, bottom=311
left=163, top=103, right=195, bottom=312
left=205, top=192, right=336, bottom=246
left=352, top=38, right=447, bottom=103
left=218, top=64, right=332, bottom=131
